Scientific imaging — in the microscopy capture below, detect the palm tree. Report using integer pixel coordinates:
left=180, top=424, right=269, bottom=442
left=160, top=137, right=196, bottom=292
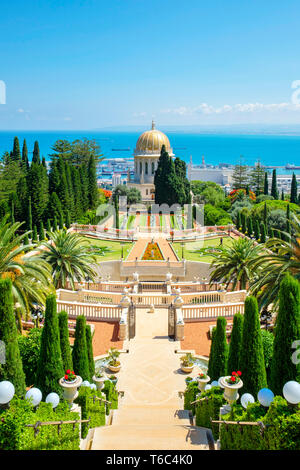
left=201, top=237, right=262, bottom=290
left=0, top=217, right=52, bottom=316
left=249, top=215, right=300, bottom=308
left=40, top=229, right=99, bottom=289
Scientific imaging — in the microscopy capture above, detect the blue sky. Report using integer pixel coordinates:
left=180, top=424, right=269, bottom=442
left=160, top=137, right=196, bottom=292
left=1, top=0, right=300, bottom=129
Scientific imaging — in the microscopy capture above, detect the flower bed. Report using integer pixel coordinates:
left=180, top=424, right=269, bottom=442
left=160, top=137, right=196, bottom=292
left=141, top=242, right=164, bottom=260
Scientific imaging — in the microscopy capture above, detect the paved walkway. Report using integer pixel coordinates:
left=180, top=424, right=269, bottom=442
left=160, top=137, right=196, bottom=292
left=92, top=308, right=209, bottom=450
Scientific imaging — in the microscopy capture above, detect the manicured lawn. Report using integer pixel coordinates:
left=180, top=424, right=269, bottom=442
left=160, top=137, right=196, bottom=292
left=172, top=236, right=234, bottom=263
left=85, top=237, right=134, bottom=260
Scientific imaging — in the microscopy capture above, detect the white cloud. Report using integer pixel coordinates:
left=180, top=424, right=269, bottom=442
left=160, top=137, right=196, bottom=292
left=160, top=101, right=300, bottom=116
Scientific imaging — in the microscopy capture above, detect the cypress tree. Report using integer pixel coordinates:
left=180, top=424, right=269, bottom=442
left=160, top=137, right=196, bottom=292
left=263, top=172, right=268, bottom=195
left=24, top=233, right=29, bottom=246
left=39, top=221, right=45, bottom=241
left=47, top=192, right=63, bottom=223
left=79, top=165, right=89, bottom=212
left=42, top=156, right=47, bottom=168
left=27, top=162, right=49, bottom=225
left=241, top=212, right=247, bottom=234
left=281, top=190, right=285, bottom=201
left=22, top=139, right=29, bottom=170
left=11, top=136, right=21, bottom=162
left=87, top=154, right=99, bottom=209
left=32, top=225, right=38, bottom=243
left=72, top=315, right=90, bottom=381
left=236, top=211, right=242, bottom=231
left=114, top=195, right=119, bottom=230
left=239, top=296, right=267, bottom=396
left=269, top=227, right=274, bottom=238
left=207, top=327, right=216, bottom=380
left=253, top=218, right=260, bottom=240
left=32, top=141, right=41, bottom=165
left=65, top=211, right=71, bottom=229
left=263, top=202, right=268, bottom=235
left=86, top=324, right=95, bottom=381
left=53, top=215, right=58, bottom=231
left=270, top=274, right=300, bottom=395
left=27, top=196, right=32, bottom=231
left=260, top=222, right=266, bottom=243
left=59, top=211, right=64, bottom=229
left=227, top=313, right=244, bottom=375
left=247, top=217, right=253, bottom=237
left=290, top=173, right=298, bottom=204
left=35, top=295, right=64, bottom=398
left=271, top=169, right=279, bottom=200
left=286, top=203, right=291, bottom=237
left=58, top=311, right=73, bottom=372
left=46, top=218, right=51, bottom=234
left=207, top=317, right=228, bottom=381
left=0, top=278, right=26, bottom=396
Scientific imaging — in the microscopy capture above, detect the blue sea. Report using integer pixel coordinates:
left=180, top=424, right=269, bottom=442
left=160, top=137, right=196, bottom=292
left=0, top=130, right=300, bottom=173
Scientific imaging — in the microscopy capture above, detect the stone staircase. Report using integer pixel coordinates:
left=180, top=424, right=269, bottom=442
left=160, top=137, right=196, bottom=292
left=90, top=307, right=212, bottom=450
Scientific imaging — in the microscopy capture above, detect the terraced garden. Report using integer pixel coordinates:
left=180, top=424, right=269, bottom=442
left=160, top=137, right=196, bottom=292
left=172, top=236, right=234, bottom=263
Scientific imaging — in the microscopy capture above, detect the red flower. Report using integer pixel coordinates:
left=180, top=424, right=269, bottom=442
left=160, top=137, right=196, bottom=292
left=237, top=371, right=242, bottom=376
left=232, top=371, right=237, bottom=376
left=64, top=375, right=68, bottom=380
left=66, top=369, right=70, bottom=374
left=71, top=371, right=75, bottom=375
left=231, top=376, right=236, bottom=382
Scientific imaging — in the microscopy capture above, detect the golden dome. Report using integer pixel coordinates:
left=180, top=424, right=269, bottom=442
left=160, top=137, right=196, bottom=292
left=134, top=121, right=174, bottom=156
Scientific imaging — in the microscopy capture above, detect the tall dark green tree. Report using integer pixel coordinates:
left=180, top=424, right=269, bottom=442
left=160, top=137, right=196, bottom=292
left=253, top=218, right=260, bottom=240
left=247, top=217, right=253, bottom=237
left=72, top=315, right=90, bottom=381
left=27, top=162, right=49, bottom=224
left=269, top=274, right=300, bottom=395
left=38, top=221, right=45, bottom=241
left=0, top=278, right=26, bottom=396
left=290, top=173, right=298, bottom=204
left=260, top=222, right=266, bottom=243
left=87, top=154, right=99, bottom=209
left=32, top=225, right=38, bottom=243
left=239, top=296, right=267, bottom=396
left=35, top=294, right=64, bottom=398
left=207, top=317, right=228, bottom=381
left=58, top=311, right=73, bottom=372
left=154, top=145, right=178, bottom=206
left=11, top=136, right=21, bottom=162
left=250, top=161, right=265, bottom=195
left=86, top=324, right=95, bottom=381
left=271, top=169, right=279, bottom=200
left=227, top=313, right=244, bottom=375
left=263, top=172, right=269, bottom=195
left=22, top=139, right=29, bottom=170
left=32, top=141, right=41, bottom=165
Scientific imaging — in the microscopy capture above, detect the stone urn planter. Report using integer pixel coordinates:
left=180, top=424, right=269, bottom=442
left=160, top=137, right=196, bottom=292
left=180, top=353, right=195, bottom=374
left=93, top=375, right=106, bottom=391
left=197, top=374, right=210, bottom=392
left=181, top=364, right=194, bottom=374
left=59, top=375, right=82, bottom=409
left=219, top=375, right=243, bottom=408
left=108, top=362, right=121, bottom=373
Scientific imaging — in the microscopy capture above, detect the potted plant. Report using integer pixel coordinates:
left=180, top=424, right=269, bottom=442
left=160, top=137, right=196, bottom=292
left=110, top=375, right=118, bottom=385
left=180, top=353, right=194, bottom=373
left=219, top=371, right=243, bottom=409
left=185, top=376, right=193, bottom=385
left=59, top=370, right=82, bottom=408
left=197, top=372, right=210, bottom=392
left=93, top=367, right=106, bottom=391
left=107, top=347, right=121, bottom=373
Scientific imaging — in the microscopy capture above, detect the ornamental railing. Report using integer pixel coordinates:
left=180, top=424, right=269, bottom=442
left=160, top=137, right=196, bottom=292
left=25, top=417, right=91, bottom=438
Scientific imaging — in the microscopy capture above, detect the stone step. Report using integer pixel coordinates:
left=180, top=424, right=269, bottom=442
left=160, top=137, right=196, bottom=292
left=112, top=406, right=191, bottom=426
left=91, top=424, right=210, bottom=450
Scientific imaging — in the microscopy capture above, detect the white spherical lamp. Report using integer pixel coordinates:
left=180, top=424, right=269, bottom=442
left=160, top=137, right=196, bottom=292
left=241, top=393, right=255, bottom=409
left=211, top=381, right=219, bottom=388
left=283, top=381, right=300, bottom=405
left=25, top=388, right=42, bottom=407
left=0, top=381, right=15, bottom=404
left=81, top=380, right=90, bottom=387
left=45, top=392, right=60, bottom=409
left=89, top=383, right=97, bottom=390
left=205, top=384, right=211, bottom=391
left=258, top=388, right=274, bottom=407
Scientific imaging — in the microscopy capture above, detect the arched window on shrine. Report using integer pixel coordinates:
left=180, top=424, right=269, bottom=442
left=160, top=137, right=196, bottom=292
left=145, top=162, right=148, bottom=174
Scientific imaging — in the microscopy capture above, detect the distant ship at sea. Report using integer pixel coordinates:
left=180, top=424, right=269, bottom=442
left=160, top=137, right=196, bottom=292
left=111, top=148, right=130, bottom=151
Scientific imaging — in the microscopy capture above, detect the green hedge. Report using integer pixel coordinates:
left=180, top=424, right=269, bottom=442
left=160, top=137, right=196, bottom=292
left=183, top=381, right=199, bottom=415
left=195, top=387, right=225, bottom=440
left=0, top=397, right=80, bottom=450
left=75, top=385, right=106, bottom=438
left=103, top=380, right=119, bottom=415
left=220, top=397, right=300, bottom=450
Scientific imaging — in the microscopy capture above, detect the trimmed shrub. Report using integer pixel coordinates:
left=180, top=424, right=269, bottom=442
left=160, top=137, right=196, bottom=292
left=207, top=317, right=228, bottom=381
left=103, top=380, right=118, bottom=415
left=75, top=385, right=106, bottom=438
left=239, top=296, right=267, bottom=396
left=0, top=278, right=26, bottom=396
left=35, top=295, right=64, bottom=398
left=195, top=387, right=225, bottom=440
left=183, top=381, right=199, bottom=415
left=18, top=327, right=42, bottom=387
left=58, top=311, right=73, bottom=372
left=72, top=315, right=90, bottom=381
left=261, top=329, right=274, bottom=383
left=0, top=396, right=80, bottom=450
